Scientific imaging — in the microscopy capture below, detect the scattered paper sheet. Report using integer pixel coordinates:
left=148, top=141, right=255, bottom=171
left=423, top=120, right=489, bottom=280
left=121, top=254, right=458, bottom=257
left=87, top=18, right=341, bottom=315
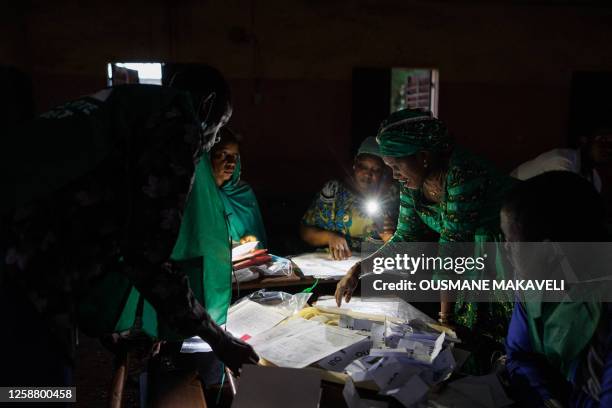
left=371, top=357, right=424, bottom=391
left=396, top=332, right=445, bottom=363
left=290, top=252, right=361, bottom=279
left=231, top=365, right=321, bottom=408
left=345, top=356, right=385, bottom=382
left=317, top=338, right=373, bottom=372
left=226, top=299, right=287, bottom=340
left=370, top=323, right=386, bottom=348
left=340, top=315, right=377, bottom=331
left=417, top=347, right=457, bottom=386
left=249, top=318, right=368, bottom=369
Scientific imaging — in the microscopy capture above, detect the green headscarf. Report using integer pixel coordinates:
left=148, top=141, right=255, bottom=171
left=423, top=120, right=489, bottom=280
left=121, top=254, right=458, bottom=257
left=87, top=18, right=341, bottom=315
left=357, top=136, right=383, bottom=158
left=525, top=301, right=601, bottom=378
left=376, top=108, right=453, bottom=157
left=219, top=157, right=267, bottom=247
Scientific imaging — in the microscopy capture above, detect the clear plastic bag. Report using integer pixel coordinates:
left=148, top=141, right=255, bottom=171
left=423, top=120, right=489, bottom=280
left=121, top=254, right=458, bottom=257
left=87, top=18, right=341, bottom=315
left=244, top=289, right=312, bottom=316
left=252, top=255, right=293, bottom=277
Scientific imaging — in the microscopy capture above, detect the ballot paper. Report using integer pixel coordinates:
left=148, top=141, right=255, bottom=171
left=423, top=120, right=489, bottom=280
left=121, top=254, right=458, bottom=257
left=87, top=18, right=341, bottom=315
left=370, top=323, right=386, bottom=348
left=345, top=356, right=385, bottom=382
left=249, top=318, right=368, bottom=369
left=226, top=299, right=287, bottom=340
left=370, top=357, right=424, bottom=391
left=290, top=252, right=361, bottom=279
left=231, top=241, right=260, bottom=260
left=315, top=296, right=436, bottom=324
left=343, top=378, right=389, bottom=408
left=231, top=365, right=321, bottom=408
left=396, top=332, right=446, bottom=364
left=340, top=315, right=377, bottom=331
left=420, top=348, right=456, bottom=385
left=316, top=338, right=373, bottom=372
left=447, top=374, right=514, bottom=408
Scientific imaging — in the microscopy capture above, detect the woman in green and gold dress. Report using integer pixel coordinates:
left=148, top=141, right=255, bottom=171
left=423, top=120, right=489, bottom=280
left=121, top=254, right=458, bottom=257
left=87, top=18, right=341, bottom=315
left=335, top=108, right=515, bottom=373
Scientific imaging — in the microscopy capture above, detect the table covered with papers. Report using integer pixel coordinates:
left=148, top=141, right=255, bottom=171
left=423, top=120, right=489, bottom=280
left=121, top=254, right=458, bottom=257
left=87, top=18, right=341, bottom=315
left=182, top=294, right=514, bottom=407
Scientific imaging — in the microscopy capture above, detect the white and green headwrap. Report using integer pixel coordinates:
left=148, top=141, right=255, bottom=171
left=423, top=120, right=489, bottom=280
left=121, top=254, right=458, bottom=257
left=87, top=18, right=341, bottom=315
left=376, top=108, right=453, bottom=157
left=356, top=136, right=383, bottom=158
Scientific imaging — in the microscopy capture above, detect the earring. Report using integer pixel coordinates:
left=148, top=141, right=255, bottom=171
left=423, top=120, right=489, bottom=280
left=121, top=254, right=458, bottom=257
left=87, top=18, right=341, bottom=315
left=423, top=159, right=428, bottom=169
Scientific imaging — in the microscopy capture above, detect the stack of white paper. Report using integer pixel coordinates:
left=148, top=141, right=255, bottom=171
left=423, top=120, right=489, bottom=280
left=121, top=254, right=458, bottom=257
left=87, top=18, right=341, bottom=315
left=226, top=299, right=288, bottom=340
left=344, top=355, right=430, bottom=407
left=388, top=332, right=445, bottom=364
left=232, top=241, right=260, bottom=260
left=249, top=318, right=368, bottom=369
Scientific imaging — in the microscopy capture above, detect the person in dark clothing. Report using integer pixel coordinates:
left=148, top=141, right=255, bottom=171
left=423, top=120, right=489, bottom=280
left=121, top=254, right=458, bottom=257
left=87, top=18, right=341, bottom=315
left=0, top=66, right=257, bottom=387
left=502, top=172, right=611, bottom=407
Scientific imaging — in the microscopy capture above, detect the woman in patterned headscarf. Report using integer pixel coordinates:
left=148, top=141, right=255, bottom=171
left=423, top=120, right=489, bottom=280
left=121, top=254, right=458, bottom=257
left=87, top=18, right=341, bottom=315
left=335, top=108, right=515, bottom=373
left=300, top=137, right=399, bottom=260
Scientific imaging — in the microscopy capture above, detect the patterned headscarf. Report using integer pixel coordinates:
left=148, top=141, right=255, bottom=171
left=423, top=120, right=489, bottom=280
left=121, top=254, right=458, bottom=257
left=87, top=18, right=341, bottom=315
left=376, top=108, right=453, bottom=157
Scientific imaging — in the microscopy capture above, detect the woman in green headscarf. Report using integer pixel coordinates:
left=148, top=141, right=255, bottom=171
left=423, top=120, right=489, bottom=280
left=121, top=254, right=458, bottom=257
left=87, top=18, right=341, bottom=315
left=336, top=108, right=515, bottom=372
left=210, top=129, right=267, bottom=247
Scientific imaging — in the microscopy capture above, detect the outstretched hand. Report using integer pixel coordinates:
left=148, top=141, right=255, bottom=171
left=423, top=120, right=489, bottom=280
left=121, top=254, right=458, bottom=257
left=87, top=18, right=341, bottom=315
left=335, top=262, right=361, bottom=306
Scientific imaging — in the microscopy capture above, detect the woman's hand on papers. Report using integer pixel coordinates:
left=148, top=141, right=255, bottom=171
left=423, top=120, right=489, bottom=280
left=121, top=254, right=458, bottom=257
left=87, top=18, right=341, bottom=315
left=328, top=233, right=352, bottom=260
left=213, top=333, right=260, bottom=375
left=335, top=262, right=361, bottom=306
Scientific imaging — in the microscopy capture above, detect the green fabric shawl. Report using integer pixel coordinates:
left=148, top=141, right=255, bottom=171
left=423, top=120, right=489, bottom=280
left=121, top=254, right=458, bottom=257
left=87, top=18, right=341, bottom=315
left=116, top=154, right=233, bottom=339
left=524, top=300, right=601, bottom=379
left=218, top=157, right=267, bottom=247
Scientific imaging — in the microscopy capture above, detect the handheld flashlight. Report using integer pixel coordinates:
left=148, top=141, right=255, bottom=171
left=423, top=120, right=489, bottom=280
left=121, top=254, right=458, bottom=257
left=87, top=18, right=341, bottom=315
left=365, top=199, right=381, bottom=216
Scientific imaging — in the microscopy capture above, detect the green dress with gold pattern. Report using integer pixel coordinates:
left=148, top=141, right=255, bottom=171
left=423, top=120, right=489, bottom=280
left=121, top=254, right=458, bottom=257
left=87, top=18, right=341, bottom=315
left=389, top=146, right=515, bottom=370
